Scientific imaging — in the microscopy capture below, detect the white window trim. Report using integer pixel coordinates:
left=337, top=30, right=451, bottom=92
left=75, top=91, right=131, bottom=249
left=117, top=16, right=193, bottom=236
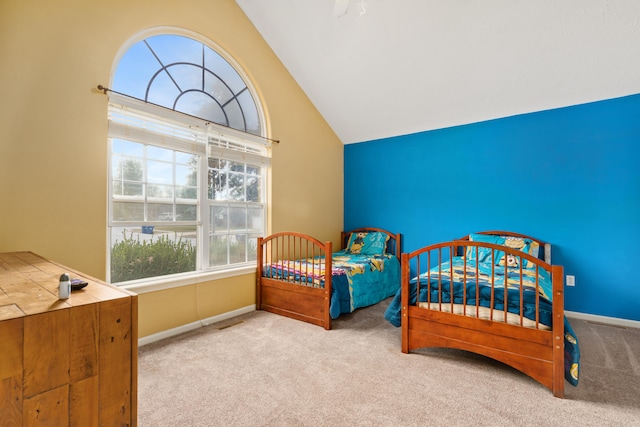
left=120, top=265, right=256, bottom=294
left=107, top=95, right=270, bottom=287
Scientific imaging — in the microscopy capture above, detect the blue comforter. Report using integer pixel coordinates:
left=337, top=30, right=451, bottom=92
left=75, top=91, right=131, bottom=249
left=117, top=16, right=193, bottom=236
left=383, top=257, right=580, bottom=386
left=266, top=250, right=400, bottom=319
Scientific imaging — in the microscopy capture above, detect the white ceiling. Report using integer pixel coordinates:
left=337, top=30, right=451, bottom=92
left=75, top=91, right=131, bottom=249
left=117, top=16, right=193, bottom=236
left=235, top=0, right=640, bottom=144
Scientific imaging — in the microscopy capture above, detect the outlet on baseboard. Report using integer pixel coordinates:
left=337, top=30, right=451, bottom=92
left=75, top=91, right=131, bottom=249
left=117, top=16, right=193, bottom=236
left=566, top=275, right=575, bottom=286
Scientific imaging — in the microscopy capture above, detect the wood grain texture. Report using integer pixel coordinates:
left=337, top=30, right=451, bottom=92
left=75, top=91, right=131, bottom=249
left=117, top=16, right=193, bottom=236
left=0, top=251, right=138, bottom=426
left=69, top=304, right=98, bottom=383
left=99, top=298, right=133, bottom=426
left=23, top=384, right=69, bottom=427
left=70, top=376, right=98, bottom=427
left=23, top=310, right=70, bottom=399
left=0, top=317, right=24, bottom=426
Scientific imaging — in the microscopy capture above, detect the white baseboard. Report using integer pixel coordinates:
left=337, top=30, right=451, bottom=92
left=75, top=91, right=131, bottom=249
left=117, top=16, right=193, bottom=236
left=139, top=305, right=256, bottom=347
left=566, top=310, right=640, bottom=329
left=138, top=305, right=637, bottom=347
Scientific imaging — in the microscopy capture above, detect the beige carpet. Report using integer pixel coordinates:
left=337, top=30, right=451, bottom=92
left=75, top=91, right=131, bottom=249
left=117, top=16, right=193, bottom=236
left=138, top=299, right=640, bottom=426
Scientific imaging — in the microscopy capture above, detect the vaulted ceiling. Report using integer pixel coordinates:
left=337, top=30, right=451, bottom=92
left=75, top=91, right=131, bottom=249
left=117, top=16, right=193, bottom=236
left=235, top=0, right=640, bottom=144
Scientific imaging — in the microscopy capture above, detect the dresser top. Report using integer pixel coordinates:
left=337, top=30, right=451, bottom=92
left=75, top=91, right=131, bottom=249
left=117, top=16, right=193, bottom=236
left=0, top=251, right=135, bottom=321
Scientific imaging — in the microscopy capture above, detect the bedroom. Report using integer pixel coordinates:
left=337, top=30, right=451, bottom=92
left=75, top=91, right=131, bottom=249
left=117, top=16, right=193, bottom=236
left=0, top=0, right=638, bottom=421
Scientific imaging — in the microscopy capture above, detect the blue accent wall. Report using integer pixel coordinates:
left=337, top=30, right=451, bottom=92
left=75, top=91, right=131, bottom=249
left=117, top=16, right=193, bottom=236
left=344, top=93, right=640, bottom=321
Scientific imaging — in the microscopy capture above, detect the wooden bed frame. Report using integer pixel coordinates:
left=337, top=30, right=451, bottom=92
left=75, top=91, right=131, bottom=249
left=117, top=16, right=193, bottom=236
left=400, top=231, right=566, bottom=397
left=257, top=227, right=401, bottom=330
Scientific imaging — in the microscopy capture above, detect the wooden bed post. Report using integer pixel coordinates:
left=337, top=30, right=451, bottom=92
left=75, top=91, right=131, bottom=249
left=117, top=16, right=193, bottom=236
left=323, top=242, right=332, bottom=330
left=256, top=237, right=264, bottom=310
left=551, top=264, right=565, bottom=398
left=395, top=234, right=402, bottom=261
left=401, top=252, right=409, bottom=353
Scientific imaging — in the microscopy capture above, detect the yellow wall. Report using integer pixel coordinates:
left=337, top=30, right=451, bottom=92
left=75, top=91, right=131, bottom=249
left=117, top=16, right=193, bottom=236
left=0, top=0, right=343, bottom=337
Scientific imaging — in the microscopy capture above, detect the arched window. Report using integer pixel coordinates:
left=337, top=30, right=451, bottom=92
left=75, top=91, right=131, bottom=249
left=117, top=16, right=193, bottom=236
left=108, top=31, right=269, bottom=285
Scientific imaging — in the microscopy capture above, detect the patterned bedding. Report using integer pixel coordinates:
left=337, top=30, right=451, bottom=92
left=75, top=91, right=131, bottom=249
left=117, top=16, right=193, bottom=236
left=265, top=250, right=400, bottom=319
left=384, top=256, right=580, bottom=386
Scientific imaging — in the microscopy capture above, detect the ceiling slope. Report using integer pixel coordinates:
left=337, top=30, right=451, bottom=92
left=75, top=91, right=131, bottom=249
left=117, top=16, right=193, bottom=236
left=235, top=0, right=640, bottom=144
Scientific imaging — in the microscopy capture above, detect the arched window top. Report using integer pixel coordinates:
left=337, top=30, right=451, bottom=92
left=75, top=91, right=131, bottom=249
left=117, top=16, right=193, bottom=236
left=113, top=34, right=262, bottom=137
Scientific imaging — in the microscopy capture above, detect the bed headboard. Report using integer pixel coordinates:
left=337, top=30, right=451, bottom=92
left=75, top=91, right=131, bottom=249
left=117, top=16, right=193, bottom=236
left=340, top=227, right=402, bottom=260
left=457, top=230, right=551, bottom=264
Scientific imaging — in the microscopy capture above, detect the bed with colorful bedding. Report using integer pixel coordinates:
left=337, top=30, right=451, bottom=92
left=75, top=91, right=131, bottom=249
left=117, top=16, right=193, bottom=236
left=384, top=231, right=580, bottom=398
left=257, top=227, right=401, bottom=330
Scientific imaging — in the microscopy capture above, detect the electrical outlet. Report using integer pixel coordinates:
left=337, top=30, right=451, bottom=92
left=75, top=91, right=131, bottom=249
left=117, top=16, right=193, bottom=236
left=566, top=275, right=575, bottom=286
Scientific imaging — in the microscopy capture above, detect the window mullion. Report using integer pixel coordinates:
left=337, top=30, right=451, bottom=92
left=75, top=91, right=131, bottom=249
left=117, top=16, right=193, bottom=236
left=200, top=154, right=209, bottom=271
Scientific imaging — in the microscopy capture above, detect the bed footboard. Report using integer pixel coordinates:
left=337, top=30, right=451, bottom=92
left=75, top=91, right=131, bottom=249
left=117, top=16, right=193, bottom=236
left=401, top=234, right=565, bottom=397
left=257, top=232, right=333, bottom=330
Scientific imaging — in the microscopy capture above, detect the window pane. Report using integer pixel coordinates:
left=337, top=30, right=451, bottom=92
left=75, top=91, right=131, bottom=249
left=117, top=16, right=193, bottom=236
left=124, top=182, right=144, bottom=196
left=176, top=164, right=196, bottom=186
left=147, top=160, right=173, bottom=184
left=208, top=169, right=227, bottom=200
left=246, top=174, right=261, bottom=203
left=148, top=203, right=173, bottom=221
left=176, top=151, right=195, bottom=164
left=168, top=63, right=202, bottom=92
left=204, top=72, right=234, bottom=105
left=112, top=181, right=144, bottom=197
left=147, top=71, right=181, bottom=109
left=224, top=100, right=245, bottom=132
left=209, top=234, right=228, bottom=266
left=208, top=158, right=226, bottom=169
left=229, top=234, right=247, bottom=264
left=204, top=48, right=246, bottom=94
left=176, top=186, right=197, bottom=200
left=113, top=157, right=143, bottom=182
left=229, top=206, right=246, bottom=231
left=211, top=205, right=227, bottom=231
left=228, top=172, right=245, bottom=201
left=147, top=184, right=173, bottom=199
left=229, top=161, right=244, bottom=173
left=145, top=35, right=202, bottom=69
left=176, top=91, right=225, bottom=124
left=110, top=225, right=197, bottom=283
left=112, top=202, right=144, bottom=221
left=177, top=204, right=197, bottom=221
left=248, top=206, right=263, bottom=232
left=237, top=91, right=261, bottom=136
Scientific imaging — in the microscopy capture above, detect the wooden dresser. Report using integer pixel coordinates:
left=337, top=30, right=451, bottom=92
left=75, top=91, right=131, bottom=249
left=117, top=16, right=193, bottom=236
left=0, top=251, right=137, bottom=426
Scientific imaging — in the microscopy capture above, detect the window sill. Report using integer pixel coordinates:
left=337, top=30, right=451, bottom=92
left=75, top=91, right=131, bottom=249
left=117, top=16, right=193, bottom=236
left=119, top=265, right=256, bottom=294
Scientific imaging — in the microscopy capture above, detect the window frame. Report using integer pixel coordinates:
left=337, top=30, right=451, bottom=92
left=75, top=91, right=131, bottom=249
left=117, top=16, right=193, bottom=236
left=107, top=29, right=269, bottom=292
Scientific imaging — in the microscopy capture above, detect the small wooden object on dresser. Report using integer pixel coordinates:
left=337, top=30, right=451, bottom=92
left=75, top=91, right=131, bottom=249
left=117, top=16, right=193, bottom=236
left=0, top=251, right=138, bottom=427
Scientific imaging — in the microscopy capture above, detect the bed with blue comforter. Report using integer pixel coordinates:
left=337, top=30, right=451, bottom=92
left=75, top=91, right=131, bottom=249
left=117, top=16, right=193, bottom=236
left=257, top=228, right=401, bottom=330
left=384, top=231, right=579, bottom=398
left=267, top=250, right=400, bottom=319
